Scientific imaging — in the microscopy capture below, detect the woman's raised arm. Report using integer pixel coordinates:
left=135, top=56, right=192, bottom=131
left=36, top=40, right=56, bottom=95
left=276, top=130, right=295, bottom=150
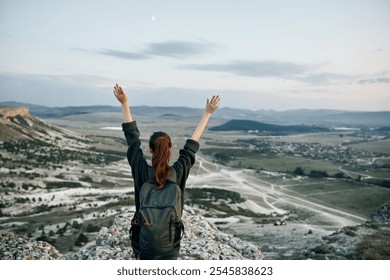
left=191, top=95, right=221, bottom=141
left=113, top=84, right=133, bottom=123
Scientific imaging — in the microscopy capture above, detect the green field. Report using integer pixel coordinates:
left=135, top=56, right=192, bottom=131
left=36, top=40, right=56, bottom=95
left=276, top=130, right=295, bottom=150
left=348, top=138, right=390, bottom=155
left=283, top=179, right=390, bottom=216
left=230, top=155, right=341, bottom=175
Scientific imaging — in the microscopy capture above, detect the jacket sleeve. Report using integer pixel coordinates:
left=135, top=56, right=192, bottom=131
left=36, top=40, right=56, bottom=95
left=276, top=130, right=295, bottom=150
left=122, top=121, right=150, bottom=209
left=172, top=139, right=200, bottom=190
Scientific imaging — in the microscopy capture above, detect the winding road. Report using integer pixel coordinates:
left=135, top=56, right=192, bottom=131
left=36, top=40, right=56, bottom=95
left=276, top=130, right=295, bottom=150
left=189, top=155, right=367, bottom=230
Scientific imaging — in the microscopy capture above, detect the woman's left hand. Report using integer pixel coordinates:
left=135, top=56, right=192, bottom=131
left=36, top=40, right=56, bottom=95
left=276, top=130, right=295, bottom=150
left=206, top=95, right=221, bottom=114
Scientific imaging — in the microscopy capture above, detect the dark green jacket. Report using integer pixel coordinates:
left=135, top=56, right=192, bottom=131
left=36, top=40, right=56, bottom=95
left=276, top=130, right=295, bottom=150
left=122, top=121, right=200, bottom=211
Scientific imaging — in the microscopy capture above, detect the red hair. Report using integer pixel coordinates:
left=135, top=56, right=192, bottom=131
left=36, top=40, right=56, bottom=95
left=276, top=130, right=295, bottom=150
left=149, top=132, right=172, bottom=187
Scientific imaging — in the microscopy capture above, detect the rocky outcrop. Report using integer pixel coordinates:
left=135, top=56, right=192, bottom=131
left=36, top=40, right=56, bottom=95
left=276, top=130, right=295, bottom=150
left=0, top=107, right=29, bottom=118
left=293, top=201, right=390, bottom=260
left=73, top=211, right=264, bottom=260
left=0, top=106, right=84, bottom=142
left=0, top=211, right=264, bottom=260
left=0, top=232, right=64, bottom=260
left=180, top=212, right=263, bottom=260
left=0, top=106, right=38, bottom=141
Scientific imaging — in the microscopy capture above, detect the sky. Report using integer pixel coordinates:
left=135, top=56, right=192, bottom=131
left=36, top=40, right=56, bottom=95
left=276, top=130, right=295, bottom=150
left=0, top=0, right=389, bottom=111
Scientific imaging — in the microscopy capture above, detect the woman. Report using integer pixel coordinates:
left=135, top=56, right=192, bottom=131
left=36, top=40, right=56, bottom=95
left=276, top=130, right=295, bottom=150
left=113, top=84, right=220, bottom=259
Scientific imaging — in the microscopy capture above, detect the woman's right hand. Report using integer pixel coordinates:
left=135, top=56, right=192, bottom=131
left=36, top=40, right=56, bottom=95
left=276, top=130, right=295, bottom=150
left=113, top=84, right=128, bottom=105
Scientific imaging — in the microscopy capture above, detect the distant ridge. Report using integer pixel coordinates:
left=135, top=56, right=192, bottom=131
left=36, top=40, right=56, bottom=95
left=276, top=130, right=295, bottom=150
left=1, top=101, right=390, bottom=127
left=210, top=119, right=330, bottom=135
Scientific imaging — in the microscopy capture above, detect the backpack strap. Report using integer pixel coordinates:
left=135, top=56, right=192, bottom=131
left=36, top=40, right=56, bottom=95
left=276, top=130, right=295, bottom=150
left=167, top=167, right=177, bottom=184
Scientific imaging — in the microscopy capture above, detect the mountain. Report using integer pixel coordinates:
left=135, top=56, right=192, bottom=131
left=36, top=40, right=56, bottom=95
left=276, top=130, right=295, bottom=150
left=1, top=102, right=390, bottom=127
left=210, top=119, right=330, bottom=135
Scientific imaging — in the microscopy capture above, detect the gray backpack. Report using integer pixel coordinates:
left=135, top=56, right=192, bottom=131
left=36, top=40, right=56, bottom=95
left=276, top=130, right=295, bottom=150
left=130, top=174, right=184, bottom=259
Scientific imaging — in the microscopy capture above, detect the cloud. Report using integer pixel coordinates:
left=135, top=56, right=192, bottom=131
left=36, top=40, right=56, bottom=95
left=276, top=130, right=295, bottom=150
left=98, top=49, right=150, bottom=60
left=75, top=40, right=217, bottom=60
left=300, top=72, right=351, bottom=84
left=144, top=40, right=216, bottom=58
left=181, top=60, right=353, bottom=85
left=181, top=60, right=312, bottom=78
left=358, top=77, right=390, bottom=84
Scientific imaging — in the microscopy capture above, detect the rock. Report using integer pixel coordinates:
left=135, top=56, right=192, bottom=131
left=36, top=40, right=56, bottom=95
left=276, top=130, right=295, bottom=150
left=74, top=211, right=264, bottom=260
left=369, top=201, right=390, bottom=223
left=0, top=232, right=64, bottom=260
left=179, top=212, right=264, bottom=260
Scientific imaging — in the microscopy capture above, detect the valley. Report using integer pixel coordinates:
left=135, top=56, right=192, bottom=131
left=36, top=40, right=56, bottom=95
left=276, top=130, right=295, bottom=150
left=1, top=108, right=390, bottom=259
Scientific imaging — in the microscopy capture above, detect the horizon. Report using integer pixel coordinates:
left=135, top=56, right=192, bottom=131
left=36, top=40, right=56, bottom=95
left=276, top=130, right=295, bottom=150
left=1, top=1, right=389, bottom=111
left=1, top=99, right=390, bottom=113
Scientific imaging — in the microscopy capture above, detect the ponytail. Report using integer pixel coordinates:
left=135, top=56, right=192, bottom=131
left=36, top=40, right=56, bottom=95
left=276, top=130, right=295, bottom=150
left=149, top=132, right=172, bottom=187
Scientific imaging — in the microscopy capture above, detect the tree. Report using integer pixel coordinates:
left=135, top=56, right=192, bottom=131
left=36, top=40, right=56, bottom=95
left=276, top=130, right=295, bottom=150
left=293, top=167, right=305, bottom=176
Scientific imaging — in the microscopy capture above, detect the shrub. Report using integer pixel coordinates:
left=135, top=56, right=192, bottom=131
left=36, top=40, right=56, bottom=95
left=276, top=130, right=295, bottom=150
left=46, top=181, right=83, bottom=190
left=74, top=233, right=88, bottom=246
left=56, top=228, right=65, bottom=236
left=343, top=226, right=357, bottom=237
left=72, top=221, right=82, bottom=229
left=309, top=170, right=329, bottom=178
left=351, top=232, right=390, bottom=260
left=312, top=244, right=331, bottom=254
left=334, top=172, right=345, bottom=178
left=33, top=204, right=52, bottom=214
left=85, top=224, right=99, bottom=233
left=293, top=167, right=305, bottom=176
left=80, top=176, right=93, bottom=182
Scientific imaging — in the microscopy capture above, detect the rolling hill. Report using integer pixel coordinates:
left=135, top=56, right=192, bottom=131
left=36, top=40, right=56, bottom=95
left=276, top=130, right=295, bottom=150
left=210, top=119, right=330, bottom=135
